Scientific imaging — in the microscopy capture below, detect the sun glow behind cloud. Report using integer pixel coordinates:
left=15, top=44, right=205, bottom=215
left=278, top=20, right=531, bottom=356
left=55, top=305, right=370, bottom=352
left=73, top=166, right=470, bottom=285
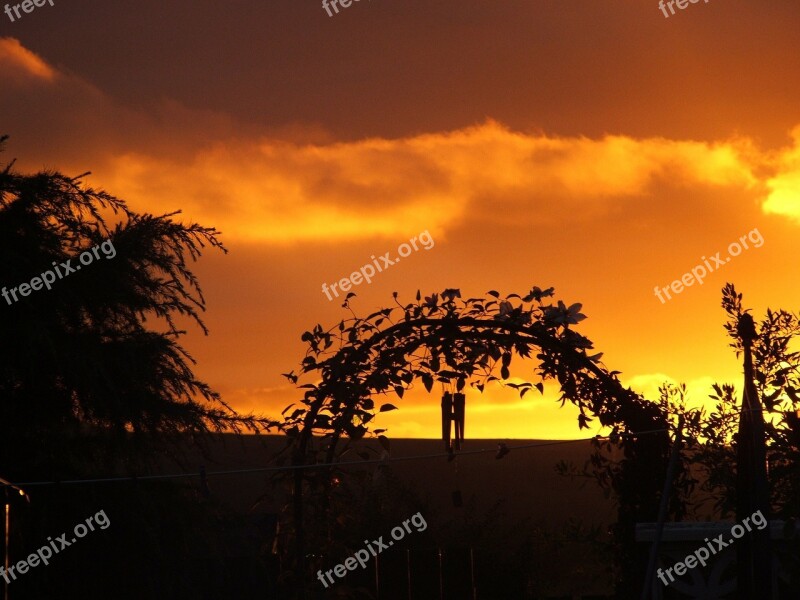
left=87, top=122, right=770, bottom=247
left=763, top=126, right=800, bottom=222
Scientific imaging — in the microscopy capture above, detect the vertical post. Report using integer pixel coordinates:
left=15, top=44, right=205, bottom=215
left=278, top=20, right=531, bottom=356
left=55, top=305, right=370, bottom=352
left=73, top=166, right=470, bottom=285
left=406, top=548, right=412, bottom=600
left=292, top=458, right=306, bottom=600
left=375, top=550, right=380, bottom=600
left=4, top=490, right=8, bottom=600
left=438, top=548, right=444, bottom=600
left=470, top=547, right=477, bottom=600
left=736, top=313, right=772, bottom=598
left=640, top=414, right=684, bottom=600
left=0, top=479, right=27, bottom=600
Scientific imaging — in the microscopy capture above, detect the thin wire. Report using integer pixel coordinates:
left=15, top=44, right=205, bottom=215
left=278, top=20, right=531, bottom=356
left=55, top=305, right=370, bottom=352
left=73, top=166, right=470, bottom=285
left=7, top=437, right=602, bottom=487
left=0, top=405, right=785, bottom=489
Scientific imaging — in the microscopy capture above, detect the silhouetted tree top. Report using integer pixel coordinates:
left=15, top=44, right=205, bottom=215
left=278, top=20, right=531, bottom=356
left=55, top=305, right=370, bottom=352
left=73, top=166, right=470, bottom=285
left=0, top=135, right=275, bottom=479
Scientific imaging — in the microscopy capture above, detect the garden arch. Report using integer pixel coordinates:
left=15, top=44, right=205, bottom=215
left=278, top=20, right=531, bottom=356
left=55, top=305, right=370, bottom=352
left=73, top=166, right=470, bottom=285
left=281, top=288, right=670, bottom=596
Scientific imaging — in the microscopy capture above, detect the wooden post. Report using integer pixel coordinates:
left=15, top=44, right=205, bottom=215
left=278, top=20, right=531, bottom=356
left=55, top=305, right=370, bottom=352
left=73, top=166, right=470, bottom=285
left=375, top=550, right=381, bottom=599
left=407, top=548, right=412, bottom=600
left=640, top=415, right=684, bottom=600
left=438, top=548, right=444, bottom=600
left=470, top=547, right=477, bottom=600
left=736, top=313, right=772, bottom=598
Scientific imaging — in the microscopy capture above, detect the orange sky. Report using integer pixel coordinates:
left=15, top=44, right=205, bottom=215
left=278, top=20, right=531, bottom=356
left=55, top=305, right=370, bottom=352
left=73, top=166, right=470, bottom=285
left=2, top=0, right=800, bottom=439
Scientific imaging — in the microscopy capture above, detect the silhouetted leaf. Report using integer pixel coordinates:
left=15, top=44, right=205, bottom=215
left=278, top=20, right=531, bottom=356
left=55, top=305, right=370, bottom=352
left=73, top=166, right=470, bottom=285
left=422, top=373, right=434, bottom=392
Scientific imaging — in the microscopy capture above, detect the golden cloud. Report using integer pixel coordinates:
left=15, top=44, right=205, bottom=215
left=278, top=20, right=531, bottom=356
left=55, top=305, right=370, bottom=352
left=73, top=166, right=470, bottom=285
left=88, top=121, right=765, bottom=245
left=2, top=40, right=793, bottom=245
left=0, top=37, right=55, bottom=82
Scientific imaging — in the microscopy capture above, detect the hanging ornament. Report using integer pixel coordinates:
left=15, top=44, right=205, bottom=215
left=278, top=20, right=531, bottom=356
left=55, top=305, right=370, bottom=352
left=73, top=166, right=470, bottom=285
left=441, top=391, right=453, bottom=453
left=441, top=386, right=466, bottom=454
left=452, top=392, right=465, bottom=450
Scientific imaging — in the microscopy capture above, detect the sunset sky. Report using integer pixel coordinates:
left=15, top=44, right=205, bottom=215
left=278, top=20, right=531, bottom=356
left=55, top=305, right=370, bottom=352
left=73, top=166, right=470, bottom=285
left=2, top=0, right=800, bottom=439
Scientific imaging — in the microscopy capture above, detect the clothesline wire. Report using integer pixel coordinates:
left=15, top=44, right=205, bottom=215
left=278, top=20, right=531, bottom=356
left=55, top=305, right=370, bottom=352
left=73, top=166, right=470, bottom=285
left=0, top=405, right=783, bottom=489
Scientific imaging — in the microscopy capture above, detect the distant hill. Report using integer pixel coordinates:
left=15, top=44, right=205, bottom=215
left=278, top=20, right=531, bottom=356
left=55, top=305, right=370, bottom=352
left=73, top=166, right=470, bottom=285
left=160, top=434, right=618, bottom=597
left=169, top=435, right=617, bottom=527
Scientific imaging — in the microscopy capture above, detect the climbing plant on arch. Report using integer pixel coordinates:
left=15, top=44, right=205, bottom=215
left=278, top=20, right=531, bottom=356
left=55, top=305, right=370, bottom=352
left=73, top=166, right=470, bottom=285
left=280, top=286, right=671, bottom=594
